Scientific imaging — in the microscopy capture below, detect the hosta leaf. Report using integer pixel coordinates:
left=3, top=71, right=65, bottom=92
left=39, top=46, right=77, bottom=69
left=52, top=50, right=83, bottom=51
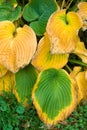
left=1, top=0, right=18, bottom=7
left=0, top=0, right=3, bottom=5
left=0, top=64, right=7, bottom=78
left=0, top=71, right=15, bottom=93
left=8, top=0, right=17, bottom=7
left=0, top=2, right=21, bottom=21
left=46, top=9, right=82, bottom=54
left=32, top=68, right=77, bottom=125
left=76, top=70, right=87, bottom=101
left=14, top=64, right=38, bottom=106
left=74, top=40, right=87, bottom=63
left=23, top=0, right=58, bottom=36
left=78, top=2, right=87, bottom=30
left=0, top=21, right=37, bottom=73
left=30, top=10, right=54, bottom=36
left=78, top=2, right=87, bottom=19
left=32, top=33, right=69, bottom=71
left=70, top=66, right=83, bottom=103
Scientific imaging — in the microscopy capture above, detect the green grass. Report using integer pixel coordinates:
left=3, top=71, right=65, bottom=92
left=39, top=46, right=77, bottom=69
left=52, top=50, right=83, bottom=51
left=0, top=92, right=87, bottom=130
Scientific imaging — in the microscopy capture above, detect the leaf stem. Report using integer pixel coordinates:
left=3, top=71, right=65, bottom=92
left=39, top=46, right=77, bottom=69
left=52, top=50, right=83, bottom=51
left=65, top=65, right=72, bottom=73
left=66, top=0, right=70, bottom=6
left=69, top=59, right=87, bottom=67
left=66, top=0, right=73, bottom=10
left=61, top=0, right=65, bottom=9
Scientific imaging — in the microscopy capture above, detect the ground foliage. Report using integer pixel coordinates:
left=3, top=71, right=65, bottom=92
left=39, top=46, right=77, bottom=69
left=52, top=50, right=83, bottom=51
left=0, top=92, right=87, bottom=130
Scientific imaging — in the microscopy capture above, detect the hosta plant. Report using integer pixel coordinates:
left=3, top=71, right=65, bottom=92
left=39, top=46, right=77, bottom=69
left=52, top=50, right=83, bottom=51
left=0, top=0, right=87, bottom=128
left=32, top=68, right=77, bottom=125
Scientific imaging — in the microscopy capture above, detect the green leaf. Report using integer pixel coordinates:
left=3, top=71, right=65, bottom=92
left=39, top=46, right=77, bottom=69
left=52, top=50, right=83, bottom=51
left=16, top=105, right=24, bottom=114
left=0, top=2, right=21, bottom=22
left=23, top=0, right=58, bottom=36
left=6, top=124, right=13, bottom=130
left=8, top=0, right=17, bottom=7
left=2, top=0, right=18, bottom=7
left=0, top=101, right=8, bottom=111
left=32, top=68, right=77, bottom=125
left=14, top=64, right=38, bottom=106
left=0, top=0, right=3, bottom=5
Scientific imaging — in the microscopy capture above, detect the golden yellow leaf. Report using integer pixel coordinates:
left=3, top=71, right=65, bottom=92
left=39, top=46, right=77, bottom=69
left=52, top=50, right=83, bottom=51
left=46, top=9, right=82, bottom=54
left=0, top=21, right=37, bottom=73
left=74, top=40, right=87, bottom=63
left=0, top=21, right=15, bottom=40
left=76, top=70, right=87, bottom=101
left=78, top=2, right=87, bottom=16
left=78, top=2, right=87, bottom=30
left=32, top=33, right=69, bottom=71
left=0, top=71, right=15, bottom=94
left=0, top=64, right=7, bottom=78
left=70, top=66, right=83, bottom=103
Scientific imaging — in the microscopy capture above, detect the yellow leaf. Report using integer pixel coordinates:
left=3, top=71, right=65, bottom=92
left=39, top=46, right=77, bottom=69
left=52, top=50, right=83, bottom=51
left=74, top=40, right=87, bottom=63
left=32, top=33, right=69, bottom=71
left=46, top=9, right=82, bottom=54
left=76, top=70, right=87, bottom=101
left=78, top=2, right=87, bottom=30
left=0, top=21, right=37, bottom=73
left=70, top=66, right=83, bottom=103
left=0, top=71, right=15, bottom=93
left=0, top=64, right=7, bottom=78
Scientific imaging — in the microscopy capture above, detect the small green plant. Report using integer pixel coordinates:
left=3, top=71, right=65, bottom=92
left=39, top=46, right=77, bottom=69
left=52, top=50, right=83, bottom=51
left=0, top=92, right=87, bottom=130
left=0, top=92, right=41, bottom=130
left=57, top=101, right=87, bottom=130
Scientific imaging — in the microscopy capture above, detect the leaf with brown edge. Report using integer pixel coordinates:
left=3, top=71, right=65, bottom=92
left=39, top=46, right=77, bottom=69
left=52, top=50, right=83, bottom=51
left=78, top=2, right=87, bottom=16
left=31, top=33, right=69, bottom=71
left=78, top=2, right=87, bottom=30
left=32, top=68, right=77, bottom=125
left=46, top=9, right=82, bottom=54
left=0, top=20, right=37, bottom=73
